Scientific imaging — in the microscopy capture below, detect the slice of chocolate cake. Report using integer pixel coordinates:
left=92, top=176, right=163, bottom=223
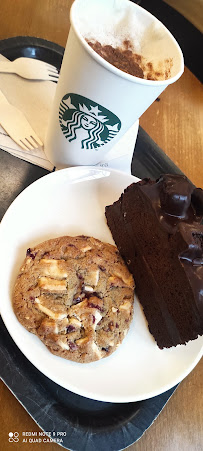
left=105, top=174, right=203, bottom=349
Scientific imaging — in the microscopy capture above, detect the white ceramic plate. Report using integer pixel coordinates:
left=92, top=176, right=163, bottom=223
left=0, top=167, right=202, bottom=403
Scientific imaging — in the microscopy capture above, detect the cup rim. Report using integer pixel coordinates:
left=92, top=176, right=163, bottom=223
left=70, top=0, right=184, bottom=86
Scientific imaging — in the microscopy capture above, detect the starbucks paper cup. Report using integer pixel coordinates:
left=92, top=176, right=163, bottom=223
left=45, top=0, right=184, bottom=169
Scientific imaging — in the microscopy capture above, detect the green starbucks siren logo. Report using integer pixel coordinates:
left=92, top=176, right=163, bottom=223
left=59, top=93, right=121, bottom=150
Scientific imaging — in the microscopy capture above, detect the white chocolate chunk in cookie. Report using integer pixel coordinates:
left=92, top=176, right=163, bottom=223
left=93, top=269, right=100, bottom=286
left=39, top=318, right=59, bottom=334
left=81, top=245, right=92, bottom=253
left=109, top=340, right=114, bottom=346
left=84, top=285, right=94, bottom=292
left=114, top=270, right=134, bottom=287
left=85, top=269, right=100, bottom=287
left=119, top=301, right=132, bottom=312
left=54, top=324, right=59, bottom=334
left=91, top=342, right=102, bottom=359
left=39, top=259, right=68, bottom=278
left=58, top=340, right=70, bottom=351
left=93, top=311, right=102, bottom=329
left=112, top=307, right=117, bottom=313
left=109, top=271, right=134, bottom=288
left=34, top=298, right=67, bottom=320
left=38, top=277, right=67, bottom=292
left=69, top=317, right=81, bottom=328
left=70, top=300, right=87, bottom=320
left=20, top=258, right=32, bottom=271
left=76, top=337, right=89, bottom=346
left=123, top=329, right=128, bottom=337
left=108, top=276, right=124, bottom=287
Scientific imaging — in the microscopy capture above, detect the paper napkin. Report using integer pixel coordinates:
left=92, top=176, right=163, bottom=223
left=0, top=54, right=56, bottom=170
left=0, top=54, right=138, bottom=174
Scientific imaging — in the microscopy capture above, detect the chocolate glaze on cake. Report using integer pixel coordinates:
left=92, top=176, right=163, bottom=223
left=105, top=174, right=203, bottom=349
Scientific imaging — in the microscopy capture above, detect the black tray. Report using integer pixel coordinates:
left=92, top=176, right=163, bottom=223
left=0, top=35, right=181, bottom=451
left=0, top=2, right=198, bottom=448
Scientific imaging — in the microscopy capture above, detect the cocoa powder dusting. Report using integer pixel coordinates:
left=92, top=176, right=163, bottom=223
left=87, top=40, right=144, bottom=78
left=87, top=39, right=173, bottom=81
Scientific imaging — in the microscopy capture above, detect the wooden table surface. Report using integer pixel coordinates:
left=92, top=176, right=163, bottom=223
left=0, top=1, right=202, bottom=451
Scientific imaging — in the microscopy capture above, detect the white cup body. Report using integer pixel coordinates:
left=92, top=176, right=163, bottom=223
left=45, top=0, right=184, bottom=169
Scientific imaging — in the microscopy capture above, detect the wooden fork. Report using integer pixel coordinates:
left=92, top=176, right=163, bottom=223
left=0, top=57, right=59, bottom=81
left=0, top=89, right=43, bottom=150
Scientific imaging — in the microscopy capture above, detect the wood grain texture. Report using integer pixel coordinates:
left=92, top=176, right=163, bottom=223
left=140, top=67, right=203, bottom=188
left=164, top=0, right=203, bottom=32
left=130, top=358, right=203, bottom=451
left=0, top=0, right=72, bottom=47
left=0, top=381, right=59, bottom=451
left=0, top=0, right=202, bottom=450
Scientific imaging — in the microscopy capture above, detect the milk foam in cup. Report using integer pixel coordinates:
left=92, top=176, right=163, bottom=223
left=45, top=0, right=184, bottom=169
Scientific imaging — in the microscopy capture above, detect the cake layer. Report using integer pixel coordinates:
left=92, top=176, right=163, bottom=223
left=105, top=175, right=203, bottom=348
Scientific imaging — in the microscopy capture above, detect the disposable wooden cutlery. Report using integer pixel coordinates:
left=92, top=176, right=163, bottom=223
left=0, top=89, right=43, bottom=150
left=0, top=57, right=59, bottom=81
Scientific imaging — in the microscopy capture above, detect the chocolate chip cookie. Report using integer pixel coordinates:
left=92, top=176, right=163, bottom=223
left=13, top=235, right=134, bottom=363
